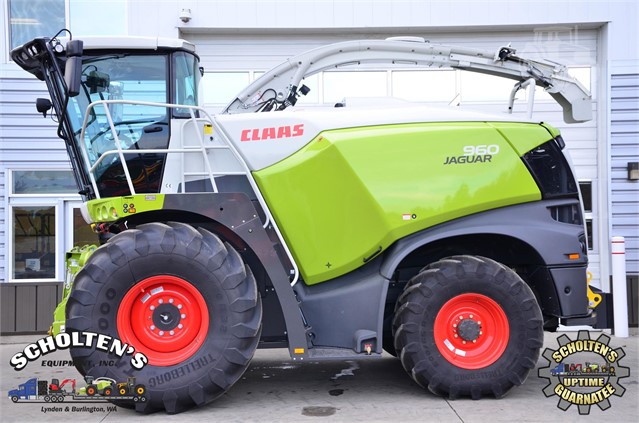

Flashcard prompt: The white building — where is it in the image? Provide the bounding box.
[1,0,637,332]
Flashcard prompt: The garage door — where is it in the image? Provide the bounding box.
[184,28,602,285]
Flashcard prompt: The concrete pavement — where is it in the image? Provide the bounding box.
[0,329,637,422]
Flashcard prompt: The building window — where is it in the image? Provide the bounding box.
[579,180,594,251]
[12,170,77,195]
[323,71,387,104]
[12,204,57,279]
[392,70,457,102]
[7,169,100,282]
[202,72,250,106]
[8,0,66,51]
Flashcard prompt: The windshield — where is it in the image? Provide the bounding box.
[64,51,199,197]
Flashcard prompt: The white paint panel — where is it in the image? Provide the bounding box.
[216,104,536,170]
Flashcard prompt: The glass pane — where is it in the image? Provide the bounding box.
[174,52,201,116]
[72,208,100,247]
[13,170,77,194]
[392,70,457,102]
[9,0,65,50]
[579,181,593,213]
[568,67,591,92]
[66,54,170,197]
[202,72,250,104]
[13,205,56,279]
[323,71,387,104]
[460,72,519,102]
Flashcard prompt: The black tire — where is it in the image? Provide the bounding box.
[66,222,262,413]
[135,384,145,396]
[103,386,113,396]
[86,385,97,396]
[44,395,50,402]
[393,255,543,399]
[11,396,18,403]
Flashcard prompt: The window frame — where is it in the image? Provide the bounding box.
[8,199,62,282]
[6,168,82,283]
[578,179,596,252]
[10,169,79,197]
[5,0,70,62]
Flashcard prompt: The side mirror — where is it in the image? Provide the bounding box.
[36,98,52,117]
[64,39,83,97]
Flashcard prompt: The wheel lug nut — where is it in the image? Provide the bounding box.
[479,331,483,335]
[150,305,155,310]
[159,331,164,336]
[178,304,183,309]
[158,299,163,304]
[469,314,474,319]
[170,330,175,336]
[169,298,174,303]
[150,325,155,330]
[462,340,466,344]
[478,321,481,325]
[452,324,457,328]
[459,315,463,320]
[454,334,458,338]
[178,324,183,329]
[472,340,477,343]
[181,313,186,319]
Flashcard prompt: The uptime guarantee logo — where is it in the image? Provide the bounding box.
[538,331,630,415]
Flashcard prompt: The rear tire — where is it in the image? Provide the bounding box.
[393,255,543,399]
[66,222,262,413]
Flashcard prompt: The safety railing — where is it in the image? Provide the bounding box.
[77,99,301,285]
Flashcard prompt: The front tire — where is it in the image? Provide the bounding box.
[66,222,262,413]
[393,255,543,399]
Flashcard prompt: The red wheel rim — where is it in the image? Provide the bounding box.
[433,293,509,370]
[117,275,209,366]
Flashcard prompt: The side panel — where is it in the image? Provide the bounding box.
[381,199,589,317]
[254,122,545,284]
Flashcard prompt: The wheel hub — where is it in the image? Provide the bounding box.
[457,318,481,341]
[117,275,209,366]
[434,293,509,370]
[152,303,181,331]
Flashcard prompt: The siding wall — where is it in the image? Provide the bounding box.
[610,71,639,274]
[0,282,63,333]
[0,77,72,282]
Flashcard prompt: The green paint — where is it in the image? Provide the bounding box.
[86,194,165,223]
[488,122,556,156]
[50,245,98,336]
[540,122,562,138]
[255,122,549,285]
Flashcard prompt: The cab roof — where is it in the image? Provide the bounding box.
[61,36,195,52]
